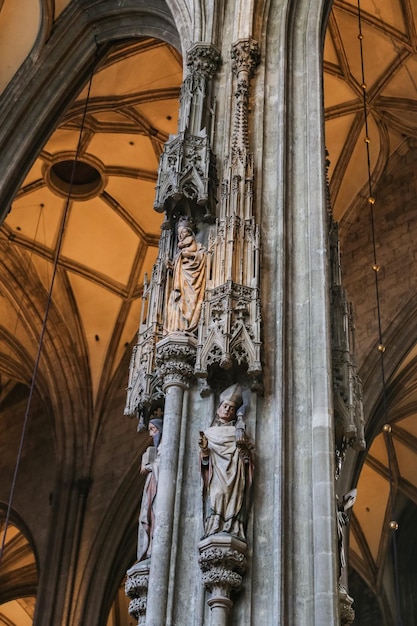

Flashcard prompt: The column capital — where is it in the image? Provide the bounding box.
[186,43,221,78]
[156,333,197,390]
[231,38,260,78]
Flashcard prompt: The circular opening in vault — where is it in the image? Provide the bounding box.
[48,159,104,200]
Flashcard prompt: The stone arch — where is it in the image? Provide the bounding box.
[0,235,87,472]
[165,0,193,50]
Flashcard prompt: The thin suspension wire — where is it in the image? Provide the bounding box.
[357,3,402,624]
[0,62,96,563]
[357,5,385,356]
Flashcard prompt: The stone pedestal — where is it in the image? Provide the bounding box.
[339,583,355,625]
[125,561,150,626]
[198,534,247,626]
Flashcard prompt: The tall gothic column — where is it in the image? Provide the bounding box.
[282,0,339,623]
[123,2,341,624]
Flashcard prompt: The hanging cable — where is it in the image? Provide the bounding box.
[0,59,96,563]
[356,3,403,625]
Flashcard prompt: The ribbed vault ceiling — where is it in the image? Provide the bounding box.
[0,6,182,622]
[325,0,417,609]
[325,0,417,223]
[0,0,416,623]
[2,38,182,405]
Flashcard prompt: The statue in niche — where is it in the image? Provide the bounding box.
[166,219,206,334]
[199,383,254,540]
[136,410,163,562]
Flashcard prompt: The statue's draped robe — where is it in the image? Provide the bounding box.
[202,423,253,539]
[137,446,160,561]
[167,242,206,332]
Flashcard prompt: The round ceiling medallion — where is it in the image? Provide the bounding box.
[46,157,105,200]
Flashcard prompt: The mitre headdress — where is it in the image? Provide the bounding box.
[219,383,243,409]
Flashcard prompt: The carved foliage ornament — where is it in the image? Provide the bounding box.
[125,569,149,623]
[156,336,197,389]
[231,39,260,78]
[199,541,248,595]
[230,40,259,159]
[339,584,355,625]
[187,43,221,78]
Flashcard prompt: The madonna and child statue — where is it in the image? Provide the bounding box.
[166,218,207,334]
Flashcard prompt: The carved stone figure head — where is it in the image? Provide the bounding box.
[149,417,163,447]
[177,214,195,233]
[216,401,237,422]
[216,383,243,423]
[178,225,194,240]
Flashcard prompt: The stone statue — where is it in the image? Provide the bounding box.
[166,221,206,333]
[337,489,357,625]
[137,414,163,561]
[337,488,356,577]
[199,383,254,540]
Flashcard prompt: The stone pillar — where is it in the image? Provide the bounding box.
[145,333,196,626]
[282,0,339,623]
